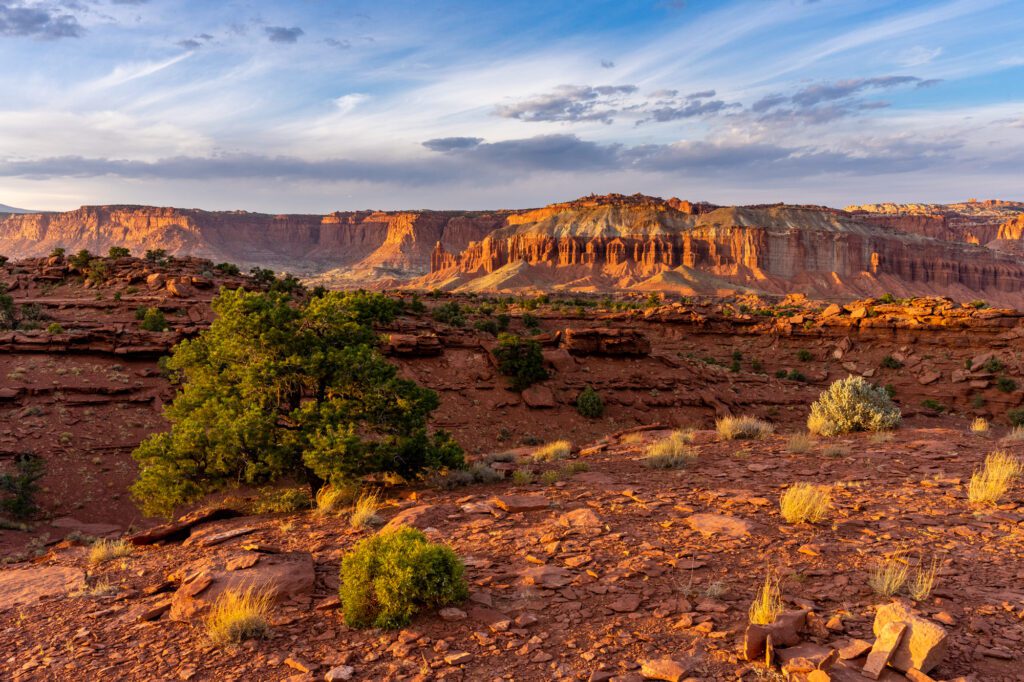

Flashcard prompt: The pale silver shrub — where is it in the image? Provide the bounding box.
[807,376,901,437]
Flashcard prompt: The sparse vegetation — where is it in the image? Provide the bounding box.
[339,526,467,629]
[996,376,1017,393]
[796,349,813,362]
[252,487,310,514]
[1008,408,1024,427]
[807,376,901,436]
[779,483,832,524]
[205,587,272,645]
[909,556,939,601]
[967,450,1022,505]
[1004,426,1024,443]
[88,538,133,564]
[0,454,44,519]
[532,440,571,462]
[432,301,465,327]
[868,554,909,597]
[880,355,903,369]
[138,307,167,332]
[786,433,814,454]
[748,573,782,625]
[315,483,360,516]
[970,417,990,434]
[716,416,774,440]
[921,399,945,413]
[511,468,534,485]
[576,385,604,418]
[822,444,849,458]
[643,430,696,469]
[107,246,131,258]
[492,333,548,391]
[46,322,64,334]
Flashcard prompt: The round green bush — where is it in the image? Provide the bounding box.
[340,526,467,629]
[576,385,604,418]
[807,375,901,436]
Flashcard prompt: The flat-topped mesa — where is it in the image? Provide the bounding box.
[846,200,1024,245]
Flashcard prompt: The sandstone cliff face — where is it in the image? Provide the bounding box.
[846,200,1024,245]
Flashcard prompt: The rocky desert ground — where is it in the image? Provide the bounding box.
[1,251,1023,681]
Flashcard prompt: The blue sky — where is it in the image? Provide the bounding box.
[0,0,1022,212]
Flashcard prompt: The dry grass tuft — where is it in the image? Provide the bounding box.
[868,553,909,597]
[532,440,572,462]
[786,433,814,454]
[88,538,133,565]
[970,417,990,435]
[205,587,272,646]
[967,450,1022,505]
[869,431,895,444]
[1002,426,1024,443]
[716,416,774,441]
[908,556,939,601]
[349,491,383,529]
[315,483,360,516]
[620,431,648,445]
[643,430,697,469]
[779,483,832,524]
[748,573,782,625]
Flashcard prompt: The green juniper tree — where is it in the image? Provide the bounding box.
[131,288,462,517]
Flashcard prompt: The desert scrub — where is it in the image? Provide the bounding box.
[137,306,167,332]
[967,450,1022,505]
[1003,426,1024,443]
[908,556,939,601]
[796,349,813,362]
[349,491,383,529]
[879,355,903,369]
[779,483,832,524]
[532,440,571,462]
[575,385,604,418]
[492,333,548,391]
[868,554,909,597]
[511,468,534,485]
[716,416,774,441]
[748,574,782,625]
[88,538,133,564]
[339,526,467,629]
[252,487,310,514]
[807,376,900,436]
[205,587,272,645]
[468,462,503,484]
[786,433,814,454]
[643,431,697,469]
[315,483,360,516]
[970,417,990,435]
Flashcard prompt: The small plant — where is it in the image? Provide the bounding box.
[205,587,272,645]
[0,454,44,519]
[807,376,901,436]
[49,247,66,258]
[252,487,310,514]
[492,333,548,391]
[349,491,382,529]
[779,483,832,524]
[576,385,604,418]
[540,469,563,484]
[46,322,64,334]
[908,556,939,601]
[521,312,539,329]
[138,307,167,332]
[880,355,903,369]
[981,357,1004,373]
[967,450,1022,505]
[716,416,774,441]
[970,417,990,435]
[145,248,168,263]
[643,430,696,469]
[1007,407,1024,427]
[1004,426,1024,443]
[787,370,807,382]
[107,246,131,258]
[796,349,813,362]
[786,433,814,454]
[432,301,465,327]
[68,249,93,270]
[748,573,782,625]
[775,369,788,379]
[996,377,1017,393]
[468,462,503,484]
[511,468,534,485]
[532,439,571,462]
[339,526,467,629]
[822,444,849,458]
[88,538,133,565]
[921,399,945,413]
[868,553,909,597]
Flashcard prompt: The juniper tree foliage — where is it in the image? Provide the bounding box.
[131,288,462,517]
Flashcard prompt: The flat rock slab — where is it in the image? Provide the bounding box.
[492,495,549,513]
[0,566,84,610]
[182,526,257,548]
[685,512,752,538]
[130,507,242,545]
[520,565,572,589]
[170,551,315,621]
[383,503,456,532]
[49,516,121,536]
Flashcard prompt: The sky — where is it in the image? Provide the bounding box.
[0,0,1022,213]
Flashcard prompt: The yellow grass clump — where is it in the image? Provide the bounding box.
[779,483,832,524]
[1002,426,1024,443]
[205,587,272,645]
[786,433,814,454]
[88,538,133,565]
[716,416,774,441]
[868,553,909,597]
[908,556,940,601]
[532,440,572,462]
[967,450,1022,505]
[349,491,382,529]
[969,417,990,434]
[315,483,359,516]
[643,430,697,469]
[748,573,782,625]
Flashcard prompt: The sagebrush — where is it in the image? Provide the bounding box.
[807,376,901,436]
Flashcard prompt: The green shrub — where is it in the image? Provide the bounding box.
[982,357,1005,373]
[107,246,131,258]
[807,376,901,436]
[251,487,311,514]
[49,247,66,258]
[85,258,109,285]
[214,262,241,276]
[474,319,499,336]
[996,377,1017,393]
[139,307,167,331]
[1,454,44,519]
[919,399,945,413]
[0,255,7,266]
[787,370,807,382]
[775,369,787,379]
[576,386,604,418]
[796,349,813,362]
[880,355,903,369]
[432,301,465,327]
[492,333,548,391]
[145,249,168,263]
[68,249,93,270]
[521,313,539,329]
[339,526,467,629]
[1008,408,1024,427]
[46,323,64,334]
